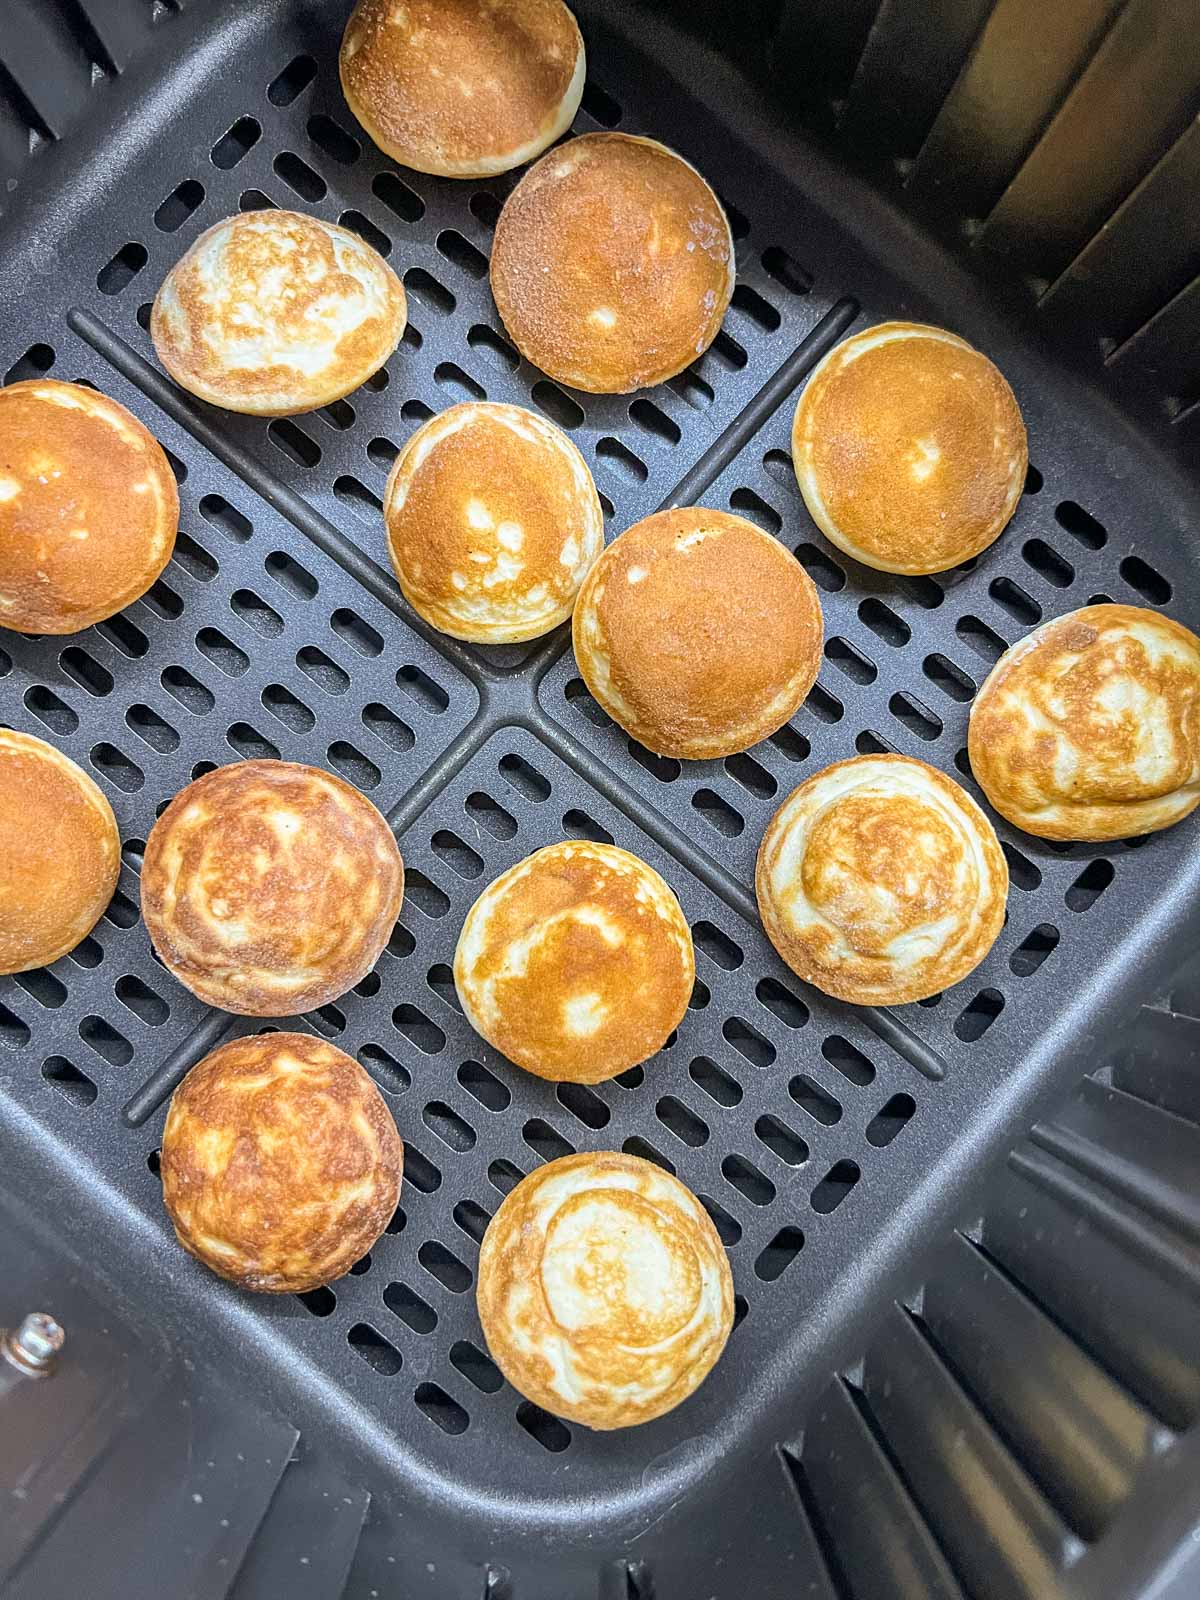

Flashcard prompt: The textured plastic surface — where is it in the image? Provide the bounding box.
[0,0,1198,1593]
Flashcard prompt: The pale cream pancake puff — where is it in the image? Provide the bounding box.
[151,210,407,415]
[477,1151,734,1428]
[340,0,585,177]
[0,729,120,974]
[969,603,1200,840]
[0,380,178,634]
[573,506,824,759]
[454,840,694,1083]
[161,1032,403,1293]
[490,132,735,393]
[141,760,404,1015]
[756,754,1008,1005]
[384,401,603,642]
[792,321,1027,574]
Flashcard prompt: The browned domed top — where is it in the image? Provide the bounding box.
[793,322,1026,574]
[573,507,823,758]
[969,603,1200,840]
[477,1151,733,1428]
[0,728,120,974]
[340,0,583,176]
[0,380,177,633]
[152,211,406,415]
[756,754,1008,1004]
[384,402,602,642]
[454,841,694,1083]
[142,760,404,1015]
[490,133,734,393]
[801,792,964,958]
[161,1032,403,1293]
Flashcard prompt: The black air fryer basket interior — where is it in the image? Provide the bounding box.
[0,2,1198,1598]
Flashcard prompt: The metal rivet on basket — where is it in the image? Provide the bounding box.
[2,1312,65,1377]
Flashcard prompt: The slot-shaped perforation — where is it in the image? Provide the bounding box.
[761,245,812,294]
[267,53,317,107]
[1010,923,1060,976]
[373,170,423,222]
[821,1035,874,1086]
[754,1226,804,1281]
[811,1159,859,1214]
[755,1115,809,1166]
[954,987,1005,1041]
[384,1281,437,1334]
[307,112,358,165]
[15,970,67,1010]
[340,208,390,256]
[42,1055,96,1106]
[690,1055,743,1107]
[211,115,260,168]
[154,178,205,232]
[730,485,781,532]
[272,149,324,201]
[723,1016,775,1068]
[826,637,877,683]
[656,1095,709,1147]
[865,1094,915,1147]
[723,1153,776,1206]
[795,543,846,592]
[347,1324,401,1376]
[26,684,79,735]
[1022,538,1074,588]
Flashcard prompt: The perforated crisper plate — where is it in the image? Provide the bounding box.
[1,1,1198,1593]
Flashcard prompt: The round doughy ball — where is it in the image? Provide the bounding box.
[340,0,584,178]
[756,754,1008,1005]
[455,841,693,1083]
[384,402,603,642]
[151,210,407,415]
[477,1151,733,1428]
[792,322,1027,574]
[142,760,404,1015]
[968,603,1200,841]
[161,1032,403,1293]
[573,507,823,759]
[0,380,178,634]
[0,729,119,974]
[490,133,734,393]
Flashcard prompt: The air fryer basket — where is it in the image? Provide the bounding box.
[0,2,1198,1597]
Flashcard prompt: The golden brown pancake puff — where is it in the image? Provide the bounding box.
[490,132,735,393]
[477,1151,733,1428]
[384,401,603,642]
[573,507,824,759]
[756,754,1008,1005]
[792,322,1027,574]
[161,1032,403,1293]
[0,380,178,634]
[340,0,584,178]
[968,604,1200,841]
[152,210,407,415]
[455,841,694,1083]
[0,730,119,974]
[142,760,404,1015]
